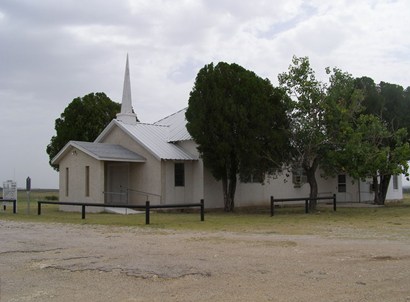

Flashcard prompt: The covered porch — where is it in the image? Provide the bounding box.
[104,161,162,205]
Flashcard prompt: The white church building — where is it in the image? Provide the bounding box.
[52,57,403,210]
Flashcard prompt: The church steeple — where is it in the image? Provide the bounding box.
[116,54,138,125]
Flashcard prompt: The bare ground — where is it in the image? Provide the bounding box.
[1,220,410,302]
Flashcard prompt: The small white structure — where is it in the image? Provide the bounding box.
[2,179,17,212]
[3,180,17,200]
[51,57,403,210]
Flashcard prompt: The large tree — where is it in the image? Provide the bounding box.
[320,67,365,176]
[353,78,410,204]
[279,56,409,207]
[47,92,121,170]
[186,62,290,212]
[324,74,410,205]
[278,56,329,210]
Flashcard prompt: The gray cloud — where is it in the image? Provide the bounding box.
[1,0,410,188]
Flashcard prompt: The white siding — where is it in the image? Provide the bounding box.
[162,160,197,204]
[386,175,403,200]
[58,146,105,212]
[203,169,403,209]
[101,126,162,205]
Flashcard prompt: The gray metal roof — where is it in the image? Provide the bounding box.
[154,108,192,142]
[116,121,197,160]
[51,141,146,164]
[72,141,146,162]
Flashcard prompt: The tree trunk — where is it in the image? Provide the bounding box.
[221,177,230,212]
[378,174,391,205]
[222,178,236,212]
[372,176,381,205]
[305,158,319,211]
[221,160,238,212]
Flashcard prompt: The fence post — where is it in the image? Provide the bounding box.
[145,200,150,225]
[305,199,309,214]
[13,200,17,214]
[200,199,204,221]
[333,194,337,211]
[82,205,86,219]
[38,202,41,215]
[270,196,274,217]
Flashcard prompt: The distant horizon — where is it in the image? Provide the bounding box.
[1,174,409,191]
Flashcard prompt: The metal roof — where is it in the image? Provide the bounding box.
[116,121,197,160]
[52,141,146,164]
[154,108,192,142]
[72,141,146,162]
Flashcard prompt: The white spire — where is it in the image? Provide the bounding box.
[116,54,138,124]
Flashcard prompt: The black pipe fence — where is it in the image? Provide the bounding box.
[270,194,336,216]
[37,200,205,225]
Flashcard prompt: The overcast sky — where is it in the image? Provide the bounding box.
[1,0,410,189]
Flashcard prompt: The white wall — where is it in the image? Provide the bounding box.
[386,175,403,200]
[58,146,105,212]
[161,158,205,205]
[101,126,162,204]
[203,168,223,208]
[176,140,204,203]
[202,168,404,209]
[161,160,196,204]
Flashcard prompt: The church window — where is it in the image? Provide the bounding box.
[174,163,185,187]
[65,167,69,197]
[85,166,90,197]
[392,175,398,190]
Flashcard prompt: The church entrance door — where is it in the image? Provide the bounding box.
[106,163,129,204]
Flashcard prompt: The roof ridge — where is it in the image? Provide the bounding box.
[133,121,170,128]
[154,107,187,125]
[114,118,171,128]
[124,120,169,128]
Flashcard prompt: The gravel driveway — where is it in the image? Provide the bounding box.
[1,220,410,302]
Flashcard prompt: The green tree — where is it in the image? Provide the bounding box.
[47,92,121,170]
[325,75,410,205]
[279,57,410,206]
[320,67,365,177]
[278,56,329,210]
[353,78,410,204]
[334,114,409,204]
[186,62,290,212]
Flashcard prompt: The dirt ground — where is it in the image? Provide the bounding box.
[1,220,410,302]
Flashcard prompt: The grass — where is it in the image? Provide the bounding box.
[15,189,59,202]
[1,190,410,239]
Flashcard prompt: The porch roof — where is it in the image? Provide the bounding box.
[52,141,146,164]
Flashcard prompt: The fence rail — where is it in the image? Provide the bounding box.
[37,200,204,225]
[1,198,17,213]
[270,194,336,216]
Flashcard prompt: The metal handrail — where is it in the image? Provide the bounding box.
[103,191,128,205]
[103,191,127,195]
[126,188,161,198]
[103,188,162,205]
[126,188,162,203]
